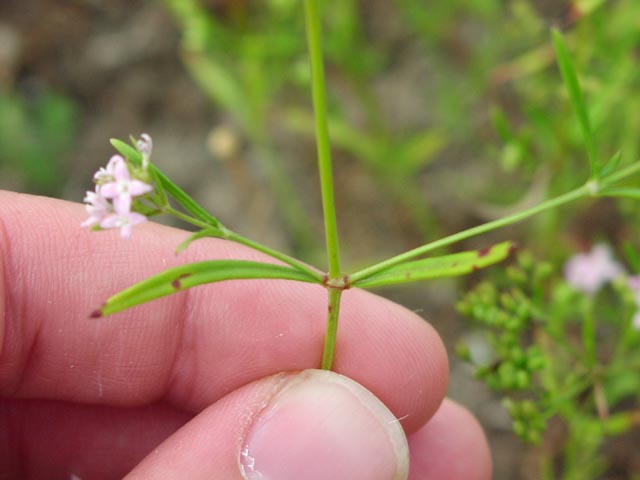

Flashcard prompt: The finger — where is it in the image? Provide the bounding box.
[408,399,492,480]
[127,370,410,480]
[0,398,188,479]
[0,192,448,432]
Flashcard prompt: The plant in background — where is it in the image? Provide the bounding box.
[83,2,640,475]
[164,0,446,247]
[457,246,640,478]
[0,89,77,195]
[397,0,640,257]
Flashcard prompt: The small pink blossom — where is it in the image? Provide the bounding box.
[81,186,113,227]
[99,155,152,214]
[100,211,147,239]
[564,244,624,294]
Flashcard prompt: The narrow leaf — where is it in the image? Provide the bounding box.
[111,138,220,228]
[552,29,597,176]
[93,260,320,317]
[152,166,221,228]
[599,151,622,179]
[353,241,515,289]
[400,129,445,173]
[110,138,142,166]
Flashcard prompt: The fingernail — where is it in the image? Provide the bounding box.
[240,369,409,480]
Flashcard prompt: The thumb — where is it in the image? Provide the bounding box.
[126,369,410,479]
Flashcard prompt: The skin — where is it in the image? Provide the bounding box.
[0,191,492,479]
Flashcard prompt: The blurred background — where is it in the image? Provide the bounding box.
[1,0,639,477]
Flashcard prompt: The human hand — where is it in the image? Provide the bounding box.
[0,191,491,479]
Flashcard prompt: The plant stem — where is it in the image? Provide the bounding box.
[321,288,343,370]
[165,206,323,282]
[304,0,341,279]
[225,231,323,282]
[165,205,213,229]
[304,0,344,371]
[581,298,597,367]
[351,182,591,284]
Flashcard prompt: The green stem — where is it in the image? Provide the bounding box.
[304,0,344,371]
[351,182,590,284]
[304,0,341,279]
[600,160,640,186]
[225,231,323,282]
[165,205,211,229]
[165,206,323,282]
[581,298,597,367]
[321,289,343,370]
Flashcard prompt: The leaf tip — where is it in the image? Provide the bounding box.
[89,308,103,319]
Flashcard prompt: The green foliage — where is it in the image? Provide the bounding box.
[86,4,640,476]
[457,251,640,476]
[162,0,640,258]
[396,0,640,252]
[97,259,320,317]
[551,29,597,177]
[164,0,447,245]
[354,241,514,288]
[0,90,78,195]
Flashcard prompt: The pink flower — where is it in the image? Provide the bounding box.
[99,211,147,239]
[81,186,113,227]
[99,155,152,214]
[564,244,624,294]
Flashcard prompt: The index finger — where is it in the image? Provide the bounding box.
[0,191,448,433]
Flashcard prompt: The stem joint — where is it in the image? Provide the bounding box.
[323,274,351,290]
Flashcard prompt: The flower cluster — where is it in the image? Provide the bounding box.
[564,244,640,329]
[82,135,154,238]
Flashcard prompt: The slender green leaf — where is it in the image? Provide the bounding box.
[353,241,515,289]
[552,29,597,176]
[93,260,320,317]
[151,166,221,228]
[599,151,622,179]
[110,138,142,166]
[111,137,219,227]
[400,129,444,173]
[183,55,250,128]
